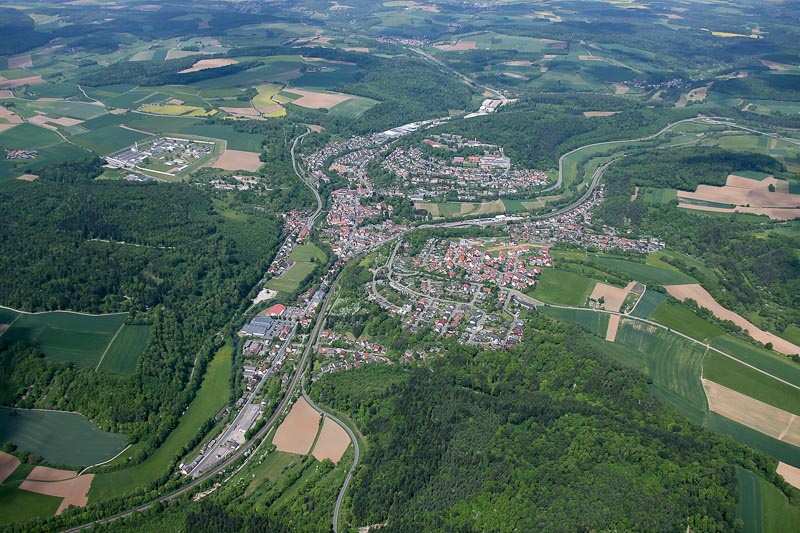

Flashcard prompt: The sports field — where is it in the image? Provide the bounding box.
[267,262,316,294]
[532,269,595,306]
[89,343,232,500]
[1,311,126,368]
[0,408,127,467]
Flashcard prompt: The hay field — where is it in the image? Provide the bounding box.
[0,451,19,484]
[98,324,151,374]
[702,379,800,446]
[534,269,595,306]
[606,314,621,342]
[209,149,262,171]
[311,417,350,464]
[272,397,321,455]
[20,473,94,515]
[665,284,800,355]
[538,307,609,337]
[777,462,800,490]
[178,58,239,73]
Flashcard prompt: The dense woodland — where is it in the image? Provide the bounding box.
[0,175,283,448]
[311,314,797,531]
[78,57,261,87]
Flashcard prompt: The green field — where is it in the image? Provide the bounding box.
[538,307,609,337]
[0,123,64,149]
[532,269,595,306]
[593,257,697,285]
[710,335,800,388]
[0,466,62,526]
[1,311,126,368]
[97,324,151,374]
[593,318,709,423]
[89,343,232,499]
[650,302,727,342]
[707,414,800,469]
[628,290,665,319]
[290,243,326,263]
[74,125,150,154]
[267,261,316,294]
[328,96,379,119]
[737,468,763,533]
[0,408,127,467]
[0,307,19,324]
[749,469,800,533]
[704,351,800,414]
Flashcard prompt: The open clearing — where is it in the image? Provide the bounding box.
[0,408,126,467]
[777,462,800,490]
[178,58,239,73]
[209,149,262,171]
[0,452,20,484]
[702,379,800,446]
[590,281,636,312]
[584,111,621,117]
[282,88,352,109]
[311,417,350,464]
[606,314,621,342]
[665,284,800,355]
[20,473,94,515]
[272,397,321,455]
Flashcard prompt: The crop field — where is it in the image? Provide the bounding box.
[1,311,126,368]
[710,335,800,388]
[708,414,800,469]
[592,256,697,285]
[105,90,170,110]
[0,467,61,526]
[629,290,665,318]
[89,343,232,500]
[139,104,217,117]
[0,408,127,467]
[0,307,19,325]
[120,116,265,152]
[0,141,89,181]
[597,319,709,422]
[703,351,799,414]
[74,126,150,154]
[640,187,678,204]
[647,249,717,280]
[97,324,151,374]
[743,464,800,533]
[538,307,609,337]
[533,269,595,306]
[24,101,107,121]
[650,302,726,342]
[0,123,64,149]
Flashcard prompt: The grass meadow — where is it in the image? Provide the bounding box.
[98,324,151,374]
[532,269,595,307]
[538,306,609,337]
[89,343,232,500]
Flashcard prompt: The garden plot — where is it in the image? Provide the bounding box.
[665,284,800,355]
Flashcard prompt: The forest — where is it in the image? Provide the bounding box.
[78,57,261,87]
[0,176,283,450]
[310,314,797,531]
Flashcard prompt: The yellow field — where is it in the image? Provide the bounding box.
[139,105,217,117]
[252,84,283,109]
